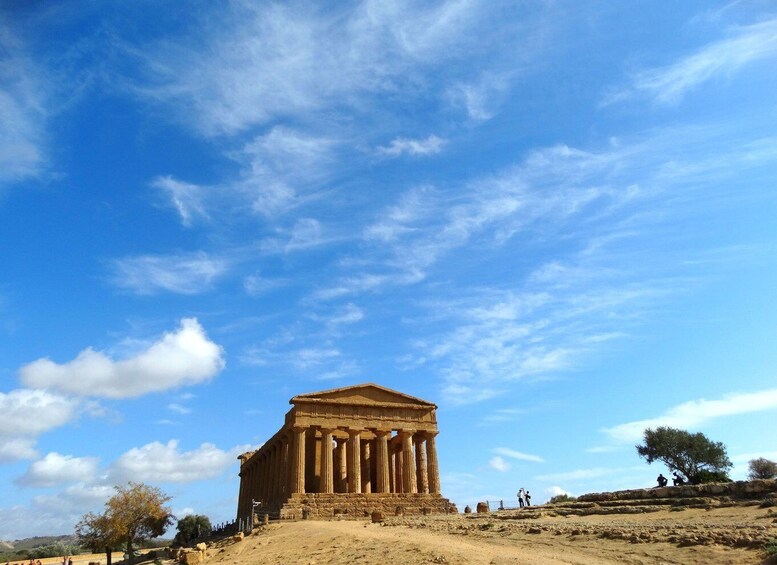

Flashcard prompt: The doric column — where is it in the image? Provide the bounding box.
[267,444,278,504]
[260,454,268,504]
[374,430,390,493]
[319,428,334,493]
[335,436,347,493]
[415,435,428,494]
[276,442,283,500]
[361,439,371,493]
[426,432,441,494]
[282,435,290,498]
[291,426,306,493]
[393,443,403,493]
[400,430,417,494]
[347,429,362,493]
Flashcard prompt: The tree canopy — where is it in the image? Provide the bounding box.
[173,514,212,546]
[748,457,777,480]
[636,426,732,484]
[75,482,173,564]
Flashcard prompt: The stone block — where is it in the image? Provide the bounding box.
[476,502,489,513]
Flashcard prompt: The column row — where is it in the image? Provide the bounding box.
[239,426,442,520]
[312,428,440,496]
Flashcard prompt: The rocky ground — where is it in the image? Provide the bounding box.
[193,501,777,565]
[143,481,777,564]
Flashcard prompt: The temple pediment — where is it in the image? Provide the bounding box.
[291,383,435,408]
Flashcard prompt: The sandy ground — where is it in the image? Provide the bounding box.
[200,504,777,565]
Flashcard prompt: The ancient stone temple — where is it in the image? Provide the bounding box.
[236,383,456,521]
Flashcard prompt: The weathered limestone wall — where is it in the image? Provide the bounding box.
[577,479,777,502]
[278,492,456,520]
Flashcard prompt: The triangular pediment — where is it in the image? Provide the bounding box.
[291,383,435,407]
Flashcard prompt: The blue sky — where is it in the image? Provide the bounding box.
[2,0,777,539]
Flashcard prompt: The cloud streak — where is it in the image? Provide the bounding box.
[111,252,229,295]
[606,18,777,105]
[602,388,777,443]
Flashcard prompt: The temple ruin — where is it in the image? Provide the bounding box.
[236,383,456,520]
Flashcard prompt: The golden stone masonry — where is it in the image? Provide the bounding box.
[236,383,456,520]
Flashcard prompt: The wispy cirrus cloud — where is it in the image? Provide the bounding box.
[535,466,631,483]
[492,447,544,463]
[111,251,229,295]
[601,388,777,444]
[605,18,777,105]
[152,175,210,227]
[322,124,777,404]
[130,1,514,137]
[377,135,446,157]
[0,25,48,188]
[448,71,511,121]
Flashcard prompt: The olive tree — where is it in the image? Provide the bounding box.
[173,514,212,546]
[748,457,777,480]
[76,482,173,563]
[76,512,121,565]
[636,426,732,484]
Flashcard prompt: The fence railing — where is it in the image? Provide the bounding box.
[485,500,522,511]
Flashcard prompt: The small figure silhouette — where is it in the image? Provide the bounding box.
[672,472,685,486]
[656,473,668,487]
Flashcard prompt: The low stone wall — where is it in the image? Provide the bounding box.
[577,479,777,503]
[279,492,456,520]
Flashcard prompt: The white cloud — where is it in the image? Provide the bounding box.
[543,486,573,502]
[377,135,446,157]
[0,389,79,462]
[175,507,196,518]
[17,452,99,487]
[109,440,248,483]
[0,389,79,438]
[601,388,777,443]
[19,318,226,398]
[0,439,38,463]
[492,447,544,463]
[111,251,229,295]
[488,456,510,472]
[152,175,210,226]
[606,18,777,105]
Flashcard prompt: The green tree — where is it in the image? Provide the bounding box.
[748,457,777,480]
[75,483,173,564]
[76,512,121,565]
[173,515,212,546]
[636,426,732,484]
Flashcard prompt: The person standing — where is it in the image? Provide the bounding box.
[517,487,525,508]
[525,491,531,506]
